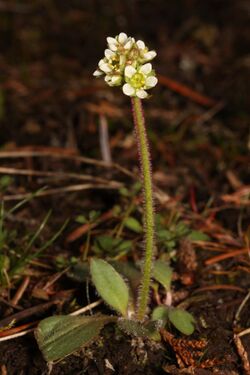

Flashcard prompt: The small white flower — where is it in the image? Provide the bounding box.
[104,74,122,87]
[98,59,112,73]
[106,33,132,52]
[135,39,157,63]
[93,33,157,98]
[122,63,157,99]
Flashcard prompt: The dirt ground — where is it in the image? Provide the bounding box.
[0,1,249,374]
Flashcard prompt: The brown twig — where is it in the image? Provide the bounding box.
[0,328,35,342]
[234,334,250,374]
[70,300,102,316]
[0,147,135,178]
[0,301,59,329]
[158,74,216,107]
[0,321,37,338]
[0,297,22,311]
[1,364,7,375]
[66,209,114,242]
[234,290,250,326]
[2,183,122,201]
[194,284,245,293]
[205,248,249,266]
[11,276,30,306]
[99,114,112,164]
[0,166,119,185]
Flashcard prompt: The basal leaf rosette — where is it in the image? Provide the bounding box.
[93,33,157,98]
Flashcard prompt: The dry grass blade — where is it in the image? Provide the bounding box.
[0,148,135,178]
[205,248,249,265]
[2,183,123,201]
[158,74,216,107]
[234,334,250,374]
[194,284,245,293]
[11,276,30,306]
[0,166,120,185]
[0,301,59,329]
[66,209,113,242]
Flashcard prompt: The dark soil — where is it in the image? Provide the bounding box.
[0,1,249,374]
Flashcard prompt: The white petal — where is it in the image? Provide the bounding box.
[104,49,115,59]
[136,89,148,99]
[143,51,157,60]
[139,63,152,75]
[118,32,127,44]
[124,65,136,78]
[107,37,117,45]
[104,75,113,86]
[109,43,117,52]
[124,39,133,49]
[145,76,158,87]
[99,62,112,73]
[122,83,135,96]
[98,59,105,67]
[93,69,103,77]
[136,40,145,50]
[111,75,121,85]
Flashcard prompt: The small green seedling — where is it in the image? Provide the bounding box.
[36,33,195,363]
[0,198,67,285]
[152,259,195,335]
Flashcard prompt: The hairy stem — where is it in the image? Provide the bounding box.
[131,97,155,321]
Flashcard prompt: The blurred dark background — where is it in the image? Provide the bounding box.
[0,0,249,159]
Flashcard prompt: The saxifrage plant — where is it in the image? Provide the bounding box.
[35,33,195,363]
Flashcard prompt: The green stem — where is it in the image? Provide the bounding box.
[131,97,155,321]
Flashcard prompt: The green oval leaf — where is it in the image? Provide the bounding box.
[151,305,169,326]
[188,230,210,242]
[0,254,10,271]
[35,314,114,362]
[124,217,143,233]
[153,260,172,291]
[90,258,129,316]
[168,308,195,335]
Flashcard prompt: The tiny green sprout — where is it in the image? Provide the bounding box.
[151,268,196,335]
[94,32,158,321]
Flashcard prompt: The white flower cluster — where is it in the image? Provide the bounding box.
[93,33,157,99]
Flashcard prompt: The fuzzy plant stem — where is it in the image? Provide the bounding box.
[131,97,155,321]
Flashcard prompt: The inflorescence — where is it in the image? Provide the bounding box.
[93,33,157,99]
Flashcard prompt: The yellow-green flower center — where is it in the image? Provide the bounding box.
[109,56,120,71]
[130,72,145,89]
